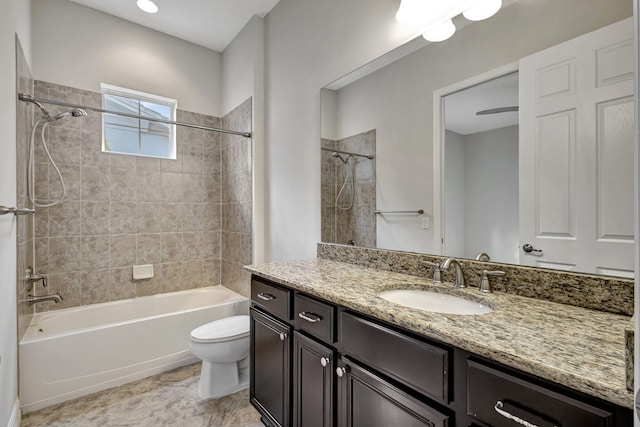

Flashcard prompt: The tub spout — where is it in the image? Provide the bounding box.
[27,292,63,306]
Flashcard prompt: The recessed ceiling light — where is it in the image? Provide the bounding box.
[137,0,158,14]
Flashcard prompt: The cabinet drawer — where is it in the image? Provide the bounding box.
[295,293,335,342]
[467,360,613,427]
[251,277,291,321]
[339,311,450,403]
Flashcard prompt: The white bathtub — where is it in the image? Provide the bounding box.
[19,285,249,413]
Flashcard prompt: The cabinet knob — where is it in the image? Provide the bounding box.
[336,367,346,378]
[320,357,330,367]
[279,332,287,341]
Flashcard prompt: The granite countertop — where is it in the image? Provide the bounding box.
[245,258,633,409]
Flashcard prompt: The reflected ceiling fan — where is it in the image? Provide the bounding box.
[476,106,519,115]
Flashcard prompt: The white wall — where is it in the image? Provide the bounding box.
[222,16,267,264]
[263,0,426,261]
[463,126,519,263]
[31,0,223,117]
[0,0,31,424]
[317,0,630,258]
[444,131,465,257]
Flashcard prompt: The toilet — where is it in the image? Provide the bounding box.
[189,315,250,399]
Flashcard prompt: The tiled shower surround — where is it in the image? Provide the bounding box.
[321,129,376,247]
[31,81,252,310]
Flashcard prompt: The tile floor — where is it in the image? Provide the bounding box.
[21,363,263,427]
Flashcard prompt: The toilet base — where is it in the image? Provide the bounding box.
[197,357,249,399]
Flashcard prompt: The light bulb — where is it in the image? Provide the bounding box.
[137,0,158,14]
[423,20,456,42]
[463,0,502,21]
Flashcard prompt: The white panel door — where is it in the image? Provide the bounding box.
[519,18,634,275]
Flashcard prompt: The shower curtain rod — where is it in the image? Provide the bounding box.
[18,93,252,138]
[321,147,374,160]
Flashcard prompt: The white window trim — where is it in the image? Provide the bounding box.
[100,83,178,159]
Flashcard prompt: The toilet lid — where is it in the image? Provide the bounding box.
[190,315,250,343]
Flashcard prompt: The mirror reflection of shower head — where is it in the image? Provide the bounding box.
[331,152,352,164]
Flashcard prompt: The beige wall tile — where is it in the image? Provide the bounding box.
[160,233,184,263]
[136,170,162,202]
[136,233,162,265]
[81,166,109,201]
[135,203,163,234]
[110,202,137,235]
[182,174,205,203]
[160,172,184,203]
[81,270,110,305]
[182,260,203,289]
[183,204,205,232]
[49,236,82,273]
[110,234,136,268]
[110,267,136,301]
[49,201,81,236]
[81,201,110,235]
[81,235,110,270]
[110,167,137,201]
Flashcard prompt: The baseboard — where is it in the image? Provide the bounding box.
[7,399,21,427]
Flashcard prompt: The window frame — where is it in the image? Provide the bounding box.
[101,83,178,159]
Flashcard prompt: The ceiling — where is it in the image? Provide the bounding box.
[67,0,281,52]
[444,73,518,135]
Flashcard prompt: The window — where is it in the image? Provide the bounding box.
[101,83,177,159]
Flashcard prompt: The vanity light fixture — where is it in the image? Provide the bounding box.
[395,0,503,42]
[137,0,158,14]
[423,19,456,42]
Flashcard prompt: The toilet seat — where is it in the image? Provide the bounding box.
[190,315,250,343]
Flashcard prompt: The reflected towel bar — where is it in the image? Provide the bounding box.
[375,209,424,215]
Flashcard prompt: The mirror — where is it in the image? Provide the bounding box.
[320,0,634,277]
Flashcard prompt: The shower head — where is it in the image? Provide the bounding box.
[47,108,88,122]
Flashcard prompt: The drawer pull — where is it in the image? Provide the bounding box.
[320,357,330,367]
[298,311,323,323]
[279,332,287,341]
[257,292,276,301]
[336,367,346,378]
[494,401,556,427]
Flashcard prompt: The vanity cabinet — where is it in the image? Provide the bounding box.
[249,275,632,427]
[250,277,294,427]
[292,332,335,427]
[337,357,449,427]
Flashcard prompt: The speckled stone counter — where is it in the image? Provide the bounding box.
[245,258,633,409]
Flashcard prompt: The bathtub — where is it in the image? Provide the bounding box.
[19,285,249,413]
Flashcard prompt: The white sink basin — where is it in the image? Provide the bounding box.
[377,289,494,315]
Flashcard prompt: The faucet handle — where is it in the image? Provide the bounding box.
[423,261,442,283]
[478,269,505,293]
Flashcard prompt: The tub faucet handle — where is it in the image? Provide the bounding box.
[29,272,47,287]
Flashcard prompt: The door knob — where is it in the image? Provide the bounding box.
[320,357,330,367]
[336,367,346,378]
[279,332,287,341]
[522,244,543,255]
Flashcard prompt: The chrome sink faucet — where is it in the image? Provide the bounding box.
[441,258,466,288]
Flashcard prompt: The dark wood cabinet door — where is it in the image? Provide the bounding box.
[293,332,335,427]
[250,307,292,427]
[337,357,450,427]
